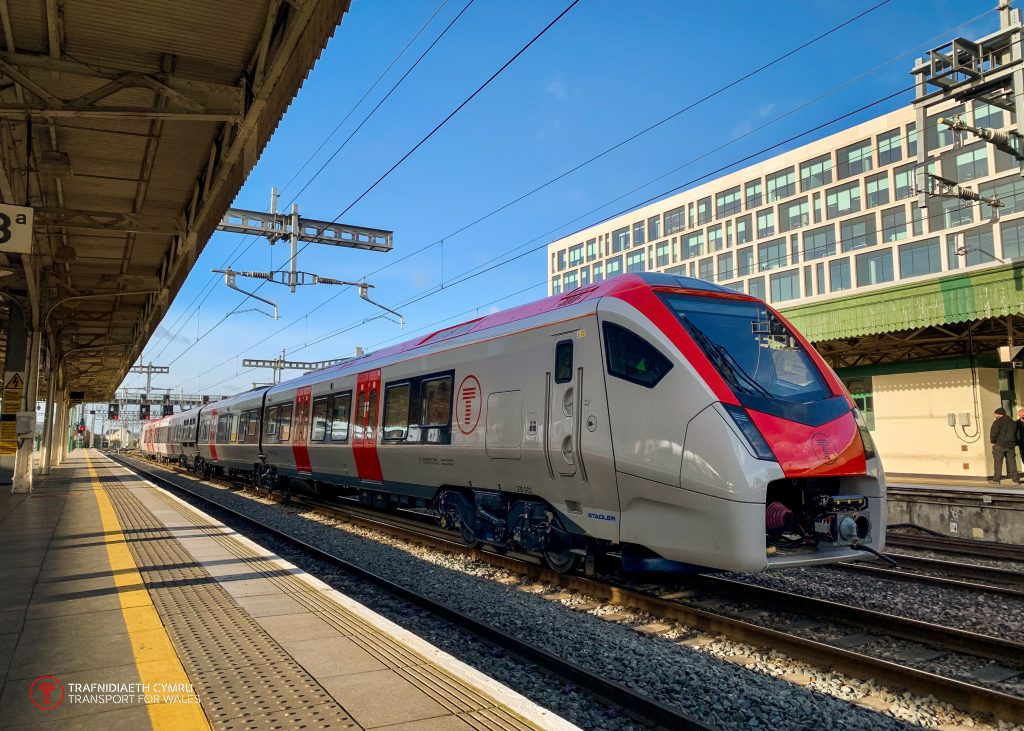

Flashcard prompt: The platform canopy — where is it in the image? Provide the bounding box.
[0,0,351,400]
[781,262,1024,368]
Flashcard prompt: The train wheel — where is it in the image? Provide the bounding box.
[542,527,581,573]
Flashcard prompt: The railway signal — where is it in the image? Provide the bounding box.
[108,403,119,420]
[140,403,151,420]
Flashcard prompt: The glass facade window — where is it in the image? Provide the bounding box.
[683,231,703,259]
[841,214,877,252]
[894,163,915,200]
[829,257,852,291]
[708,225,723,251]
[803,265,812,297]
[550,253,556,273]
[898,237,941,278]
[906,122,917,156]
[665,206,685,235]
[568,244,583,267]
[633,220,645,246]
[717,252,733,280]
[736,214,753,244]
[586,238,597,261]
[779,197,809,232]
[856,249,894,286]
[813,192,822,223]
[770,269,800,303]
[952,144,988,182]
[800,154,832,192]
[877,129,902,166]
[716,187,742,218]
[698,257,714,281]
[551,276,561,294]
[626,251,645,273]
[592,262,604,282]
[724,281,745,293]
[580,266,590,286]
[882,205,907,242]
[756,209,775,238]
[974,101,1004,129]
[648,215,661,241]
[939,196,974,229]
[656,241,670,267]
[612,226,630,253]
[816,262,826,294]
[606,256,622,277]
[979,175,1024,215]
[697,196,712,225]
[837,139,873,179]
[766,167,796,202]
[745,179,763,209]
[738,246,754,276]
[748,276,765,300]
[927,105,963,148]
[802,225,836,260]
[557,250,566,270]
[865,173,889,208]
[758,237,787,271]
[826,181,861,218]
[564,271,578,290]
[1001,218,1024,259]
[958,227,996,267]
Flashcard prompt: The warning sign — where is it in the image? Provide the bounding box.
[0,372,25,455]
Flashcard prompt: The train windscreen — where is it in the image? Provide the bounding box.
[659,293,830,403]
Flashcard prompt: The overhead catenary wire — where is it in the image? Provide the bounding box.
[156,5,1000,395]
[152,0,900,386]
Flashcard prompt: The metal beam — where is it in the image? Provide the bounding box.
[35,207,181,235]
[0,105,241,122]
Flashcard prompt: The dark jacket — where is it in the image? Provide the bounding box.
[991,414,1017,448]
[1017,418,1024,448]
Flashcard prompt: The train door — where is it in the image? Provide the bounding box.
[353,370,383,482]
[292,386,312,474]
[547,337,578,479]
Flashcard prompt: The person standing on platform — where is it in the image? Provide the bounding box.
[989,407,1020,484]
[1017,408,1024,479]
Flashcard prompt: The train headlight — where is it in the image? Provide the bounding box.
[722,404,775,461]
[853,408,876,460]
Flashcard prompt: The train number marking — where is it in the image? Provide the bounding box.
[515,485,533,494]
[456,375,482,435]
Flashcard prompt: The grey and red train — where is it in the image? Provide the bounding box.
[142,273,886,573]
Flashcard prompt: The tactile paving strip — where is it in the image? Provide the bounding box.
[131,467,541,731]
[97,473,359,731]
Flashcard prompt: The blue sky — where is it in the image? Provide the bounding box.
[122,0,998,399]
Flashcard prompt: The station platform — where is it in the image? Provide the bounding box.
[0,450,573,731]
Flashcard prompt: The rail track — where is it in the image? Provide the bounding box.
[116,453,1024,726]
[107,453,713,731]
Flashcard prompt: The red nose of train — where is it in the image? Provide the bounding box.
[746,408,867,478]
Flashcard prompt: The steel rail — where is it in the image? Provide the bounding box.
[120,454,1024,725]
[107,454,714,731]
[836,555,1024,597]
[886,533,1024,562]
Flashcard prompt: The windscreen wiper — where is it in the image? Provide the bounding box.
[680,317,773,399]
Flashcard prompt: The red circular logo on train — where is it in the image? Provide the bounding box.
[29,676,64,711]
[811,432,838,465]
[456,375,482,435]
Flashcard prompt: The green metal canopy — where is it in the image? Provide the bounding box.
[780,263,1024,343]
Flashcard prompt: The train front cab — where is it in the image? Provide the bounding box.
[601,278,886,573]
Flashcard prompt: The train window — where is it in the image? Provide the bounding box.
[278,404,293,442]
[265,406,279,437]
[421,377,452,426]
[330,393,351,442]
[246,409,258,442]
[366,391,379,441]
[554,340,574,383]
[199,418,209,442]
[383,384,411,441]
[311,398,328,441]
[230,414,239,443]
[602,322,673,389]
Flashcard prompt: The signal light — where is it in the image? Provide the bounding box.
[108,402,119,420]
[140,403,151,420]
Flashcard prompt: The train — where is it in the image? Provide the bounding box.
[141,272,886,573]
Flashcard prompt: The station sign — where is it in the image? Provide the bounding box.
[0,204,34,255]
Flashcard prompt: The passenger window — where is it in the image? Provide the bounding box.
[555,340,574,383]
[421,377,452,426]
[278,404,293,442]
[330,393,351,442]
[230,414,239,443]
[603,322,673,388]
[311,398,328,441]
[265,406,278,437]
[383,384,411,441]
[247,410,258,441]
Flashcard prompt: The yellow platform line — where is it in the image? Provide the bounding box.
[85,450,211,730]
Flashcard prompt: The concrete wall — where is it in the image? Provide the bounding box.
[871,368,1003,478]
